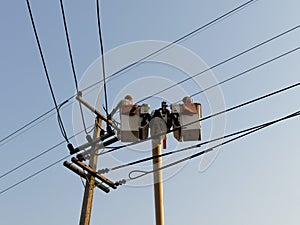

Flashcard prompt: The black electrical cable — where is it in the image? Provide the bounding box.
[137,24,300,104]
[0,155,69,196]
[188,46,300,99]
[1,109,298,196]
[25,0,69,143]
[4,76,297,183]
[0,123,94,180]
[1,82,299,196]
[112,109,300,172]
[96,0,108,112]
[3,42,298,176]
[128,110,300,180]
[96,45,300,154]
[96,0,110,129]
[0,96,73,147]
[0,108,56,148]
[80,0,257,93]
[0,111,56,149]
[59,0,89,135]
[1,0,296,196]
[109,121,274,171]
[99,81,300,156]
[3,2,296,147]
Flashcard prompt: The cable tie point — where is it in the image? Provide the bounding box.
[67,143,77,155]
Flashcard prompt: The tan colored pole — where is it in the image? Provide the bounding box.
[152,139,165,225]
[79,117,102,225]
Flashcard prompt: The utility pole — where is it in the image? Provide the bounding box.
[64,97,201,225]
[79,116,102,225]
[152,139,165,225]
[150,114,166,225]
[64,95,119,225]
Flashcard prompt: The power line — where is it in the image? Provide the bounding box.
[59,0,79,92]
[0,107,57,146]
[189,45,300,99]
[96,0,109,119]
[59,0,89,135]
[99,81,300,155]
[1,1,290,148]
[0,154,69,196]
[25,0,69,143]
[80,0,257,93]
[1,42,299,177]
[137,24,300,104]
[127,110,300,180]
[3,63,298,185]
[3,15,299,152]
[0,124,93,180]
[1,81,299,196]
[108,119,281,171]
[0,108,58,149]
[2,50,295,184]
[0,97,72,147]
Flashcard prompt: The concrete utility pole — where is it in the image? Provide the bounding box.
[79,117,102,225]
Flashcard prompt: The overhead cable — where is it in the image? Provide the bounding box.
[128,110,300,180]
[0,155,69,196]
[59,0,89,135]
[0,124,93,180]
[4,2,298,147]
[137,25,300,104]
[1,82,299,196]
[96,0,110,129]
[80,0,257,92]
[25,0,69,142]
[99,81,300,155]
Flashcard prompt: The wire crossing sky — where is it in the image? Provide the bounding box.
[0,0,256,145]
[0,80,299,195]
[1,22,300,148]
[0,1,300,225]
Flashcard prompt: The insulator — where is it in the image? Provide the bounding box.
[67,143,77,155]
[76,153,85,162]
[121,179,126,184]
[98,168,109,174]
[86,135,93,143]
[115,179,126,186]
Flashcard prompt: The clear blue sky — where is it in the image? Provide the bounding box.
[1,0,300,225]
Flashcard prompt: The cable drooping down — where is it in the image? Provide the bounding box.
[127,110,300,180]
[25,0,69,143]
[1,0,287,146]
[81,0,257,93]
[98,81,300,156]
[96,0,109,126]
[2,105,299,196]
[59,0,90,135]
[0,0,296,195]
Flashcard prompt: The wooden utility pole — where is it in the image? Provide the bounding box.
[79,117,102,225]
[152,140,165,225]
[151,115,165,225]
